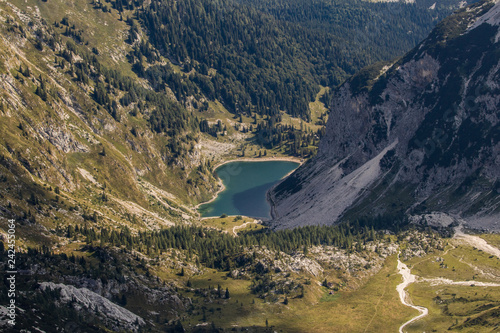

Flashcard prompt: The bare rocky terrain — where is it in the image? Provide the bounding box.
[270,0,500,231]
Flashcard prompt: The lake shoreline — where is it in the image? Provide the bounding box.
[211,156,303,171]
[195,179,226,210]
[195,157,303,216]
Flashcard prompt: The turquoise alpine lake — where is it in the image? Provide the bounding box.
[198,160,299,219]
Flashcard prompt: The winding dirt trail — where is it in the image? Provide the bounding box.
[420,277,500,287]
[232,220,260,236]
[397,255,428,333]
[397,230,500,332]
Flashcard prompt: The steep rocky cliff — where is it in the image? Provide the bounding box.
[270,0,500,231]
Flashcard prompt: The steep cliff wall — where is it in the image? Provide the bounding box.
[270,0,500,230]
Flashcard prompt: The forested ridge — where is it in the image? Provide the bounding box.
[138,0,318,120]
[132,0,467,120]
[88,0,468,157]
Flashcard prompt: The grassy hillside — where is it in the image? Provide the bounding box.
[0,0,218,236]
[2,220,499,332]
[0,0,498,332]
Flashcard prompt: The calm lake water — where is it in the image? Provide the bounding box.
[198,160,299,219]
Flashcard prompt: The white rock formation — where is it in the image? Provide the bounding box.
[40,282,145,331]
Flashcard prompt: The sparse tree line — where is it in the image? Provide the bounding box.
[13,14,200,165]
[56,216,409,271]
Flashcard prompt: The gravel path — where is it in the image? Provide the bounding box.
[397,255,428,333]
[454,227,500,259]
[397,229,500,332]
[232,220,260,236]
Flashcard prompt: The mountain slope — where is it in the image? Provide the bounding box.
[0,0,471,238]
[0,0,224,242]
[138,0,468,119]
[269,0,500,231]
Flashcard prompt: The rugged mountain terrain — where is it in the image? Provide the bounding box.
[0,0,469,239]
[0,0,228,238]
[270,0,500,231]
[1,0,499,332]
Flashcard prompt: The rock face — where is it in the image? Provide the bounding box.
[270,0,500,231]
[40,282,145,332]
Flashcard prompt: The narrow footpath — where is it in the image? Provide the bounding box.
[232,220,260,236]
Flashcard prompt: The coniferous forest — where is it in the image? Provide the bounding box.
[133,0,462,120]
[2,0,499,332]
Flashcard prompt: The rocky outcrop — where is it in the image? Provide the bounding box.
[39,282,145,332]
[270,0,500,230]
[38,124,89,153]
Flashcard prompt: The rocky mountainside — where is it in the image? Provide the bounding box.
[0,0,467,237]
[0,0,225,238]
[2,1,500,332]
[270,0,500,231]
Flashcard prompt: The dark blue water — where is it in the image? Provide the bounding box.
[198,160,299,218]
